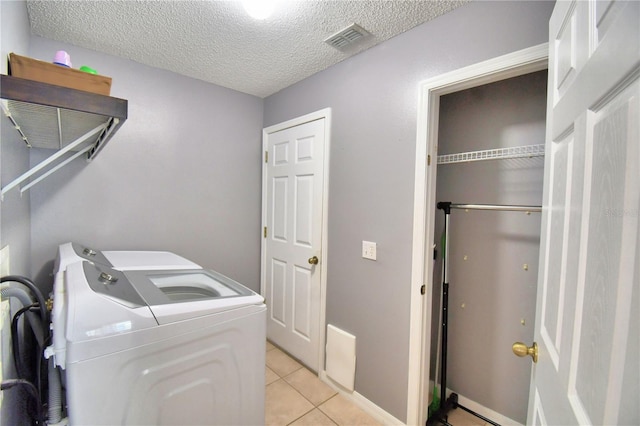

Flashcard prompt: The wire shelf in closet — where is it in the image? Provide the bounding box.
[437,143,545,165]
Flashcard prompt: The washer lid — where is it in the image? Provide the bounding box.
[57,242,202,272]
[102,250,201,270]
[123,268,264,324]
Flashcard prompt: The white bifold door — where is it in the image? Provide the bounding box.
[530,1,639,424]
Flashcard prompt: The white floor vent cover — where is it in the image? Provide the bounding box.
[325,324,356,391]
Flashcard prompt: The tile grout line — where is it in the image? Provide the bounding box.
[267,377,318,426]
[267,347,345,425]
[283,391,342,426]
[278,363,339,409]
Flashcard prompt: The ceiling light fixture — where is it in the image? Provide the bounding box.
[241,0,278,20]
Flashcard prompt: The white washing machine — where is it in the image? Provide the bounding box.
[54,261,266,425]
[50,242,202,369]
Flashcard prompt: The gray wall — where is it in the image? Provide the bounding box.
[25,37,264,293]
[1,0,31,278]
[264,1,554,421]
[1,2,33,425]
[433,70,547,423]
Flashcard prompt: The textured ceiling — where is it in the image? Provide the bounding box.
[26,0,469,98]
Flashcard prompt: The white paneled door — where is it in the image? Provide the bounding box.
[262,111,329,372]
[530,1,639,424]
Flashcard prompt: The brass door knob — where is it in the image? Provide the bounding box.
[512,341,538,363]
[308,256,319,265]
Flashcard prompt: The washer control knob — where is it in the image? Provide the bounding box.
[99,272,118,284]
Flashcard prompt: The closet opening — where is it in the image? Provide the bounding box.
[406,44,549,426]
[428,69,547,425]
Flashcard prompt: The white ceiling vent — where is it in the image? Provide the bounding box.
[324,23,370,50]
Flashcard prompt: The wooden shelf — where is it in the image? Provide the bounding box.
[1,74,128,196]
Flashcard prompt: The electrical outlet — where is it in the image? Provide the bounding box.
[0,245,9,276]
[362,241,377,260]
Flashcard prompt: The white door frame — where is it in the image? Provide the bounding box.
[260,108,332,373]
[407,45,548,425]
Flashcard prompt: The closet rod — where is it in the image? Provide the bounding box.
[443,202,542,213]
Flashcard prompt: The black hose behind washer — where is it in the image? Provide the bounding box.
[1,275,48,326]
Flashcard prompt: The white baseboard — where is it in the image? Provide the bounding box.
[448,389,523,426]
[317,372,522,426]
[319,371,405,425]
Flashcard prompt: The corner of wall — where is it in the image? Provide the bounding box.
[1,1,34,424]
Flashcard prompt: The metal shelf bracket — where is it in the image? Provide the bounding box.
[1,121,111,199]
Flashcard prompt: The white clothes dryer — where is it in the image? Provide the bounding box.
[55,261,266,425]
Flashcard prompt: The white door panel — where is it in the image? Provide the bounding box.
[531,1,639,424]
[263,116,327,371]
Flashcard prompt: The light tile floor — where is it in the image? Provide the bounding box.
[265,341,493,426]
[265,341,382,426]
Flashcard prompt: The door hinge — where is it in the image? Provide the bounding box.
[420,284,426,295]
[265,151,268,163]
[263,226,267,238]
[427,155,431,166]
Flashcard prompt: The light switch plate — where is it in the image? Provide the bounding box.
[362,241,377,260]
